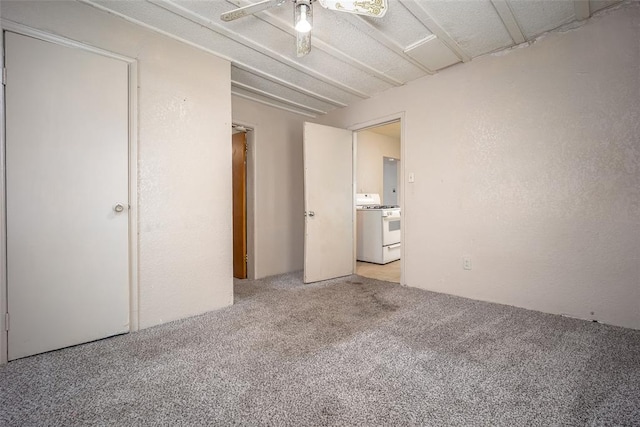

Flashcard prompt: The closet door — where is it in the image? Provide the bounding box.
[6,32,130,360]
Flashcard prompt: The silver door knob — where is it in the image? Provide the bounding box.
[308,211,315,217]
[114,203,125,213]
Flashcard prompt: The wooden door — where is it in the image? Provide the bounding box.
[303,122,354,283]
[5,32,130,360]
[232,131,247,279]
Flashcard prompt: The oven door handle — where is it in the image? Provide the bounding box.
[386,243,401,250]
[383,216,400,221]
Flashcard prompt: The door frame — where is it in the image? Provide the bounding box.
[0,21,140,364]
[350,112,405,285]
[232,122,256,280]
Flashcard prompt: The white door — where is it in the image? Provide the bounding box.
[303,122,354,283]
[5,32,130,360]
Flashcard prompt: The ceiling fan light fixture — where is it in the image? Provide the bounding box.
[221,0,387,58]
[294,1,313,33]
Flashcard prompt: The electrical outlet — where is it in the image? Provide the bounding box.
[463,257,472,270]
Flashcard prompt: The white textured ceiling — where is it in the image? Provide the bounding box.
[85,0,623,117]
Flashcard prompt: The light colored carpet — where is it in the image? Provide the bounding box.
[1,272,639,426]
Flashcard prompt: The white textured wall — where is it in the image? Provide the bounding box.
[320,4,640,329]
[1,1,234,329]
[356,130,401,196]
[232,96,306,279]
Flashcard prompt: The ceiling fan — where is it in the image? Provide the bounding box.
[221,0,388,57]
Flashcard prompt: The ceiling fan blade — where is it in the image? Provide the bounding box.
[318,0,388,18]
[221,0,286,22]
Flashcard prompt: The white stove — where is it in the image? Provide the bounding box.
[356,193,401,264]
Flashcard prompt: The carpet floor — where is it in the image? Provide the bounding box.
[1,272,639,426]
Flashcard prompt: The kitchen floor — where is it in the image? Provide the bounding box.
[356,260,400,283]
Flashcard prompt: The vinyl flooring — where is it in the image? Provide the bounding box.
[356,260,400,283]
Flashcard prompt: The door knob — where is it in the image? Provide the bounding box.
[113,203,125,213]
[308,211,315,217]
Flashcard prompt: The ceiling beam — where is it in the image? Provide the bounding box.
[398,0,471,63]
[231,91,317,118]
[491,0,526,45]
[82,0,349,110]
[233,64,347,108]
[574,0,591,21]
[231,80,328,115]
[228,0,404,87]
[149,0,371,99]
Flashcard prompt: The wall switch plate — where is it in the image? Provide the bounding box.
[408,172,415,183]
[463,257,472,270]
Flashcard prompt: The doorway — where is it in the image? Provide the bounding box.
[231,124,255,280]
[354,118,402,284]
[300,117,403,285]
